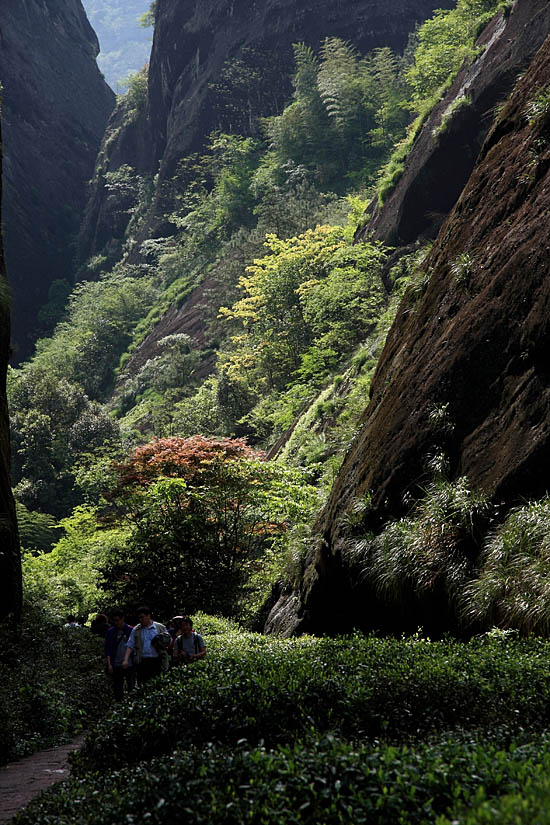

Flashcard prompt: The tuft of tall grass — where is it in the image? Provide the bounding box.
[525,84,550,124]
[356,478,489,610]
[463,497,550,634]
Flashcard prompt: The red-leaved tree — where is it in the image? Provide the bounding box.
[101,436,317,618]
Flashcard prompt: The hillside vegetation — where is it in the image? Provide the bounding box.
[12,0,543,640]
[8,3,550,822]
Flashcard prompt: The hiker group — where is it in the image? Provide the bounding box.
[103,606,206,701]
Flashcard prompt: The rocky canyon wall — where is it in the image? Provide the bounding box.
[0,118,20,623]
[0,0,115,360]
[266,17,550,637]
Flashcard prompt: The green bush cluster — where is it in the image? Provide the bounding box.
[0,606,110,764]
[72,632,550,773]
[12,628,550,824]
[13,733,550,825]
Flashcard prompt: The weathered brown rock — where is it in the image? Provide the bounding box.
[0,118,21,624]
[0,0,115,360]
[266,30,550,637]
[357,0,550,247]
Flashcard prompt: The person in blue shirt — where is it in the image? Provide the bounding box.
[122,606,170,685]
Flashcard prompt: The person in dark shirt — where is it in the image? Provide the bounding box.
[91,612,110,638]
[172,616,206,664]
[105,609,136,702]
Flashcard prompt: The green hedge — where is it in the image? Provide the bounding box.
[73,631,550,773]
[0,610,110,764]
[13,732,550,825]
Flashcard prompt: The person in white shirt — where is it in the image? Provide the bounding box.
[122,606,170,684]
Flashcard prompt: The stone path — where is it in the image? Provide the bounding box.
[0,736,85,824]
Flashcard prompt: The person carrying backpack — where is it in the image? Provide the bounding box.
[122,606,171,684]
[172,615,206,664]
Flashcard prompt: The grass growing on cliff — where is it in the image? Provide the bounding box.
[464,497,550,634]
[344,479,550,638]
[350,478,489,617]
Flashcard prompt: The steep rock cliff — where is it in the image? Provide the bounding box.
[357,0,550,246]
[0,0,115,360]
[266,29,550,637]
[79,0,453,267]
[0,120,21,623]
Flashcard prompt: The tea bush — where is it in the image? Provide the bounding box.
[13,732,550,825]
[72,632,550,773]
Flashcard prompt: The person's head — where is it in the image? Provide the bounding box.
[171,615,184,633]
[109,608,125,630]
[66,615,76,624]
[136,606,153,626]
[94,613,109,624]
[181,615,193,636]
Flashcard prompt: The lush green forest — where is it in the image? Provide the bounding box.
[11,0,527,632]
[9,0,550,821]
[82,0,152,90]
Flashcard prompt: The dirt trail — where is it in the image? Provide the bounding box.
[0,736,84,824]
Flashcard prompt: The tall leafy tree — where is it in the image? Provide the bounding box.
[100,435,317,616]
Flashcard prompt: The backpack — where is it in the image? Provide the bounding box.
[174,631,201,656]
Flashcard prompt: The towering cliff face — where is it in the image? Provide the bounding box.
[0,0,115,360]
[79,0,453,267]
[357,0,550,246]
[0,121,21,623]
[266,24,550,637]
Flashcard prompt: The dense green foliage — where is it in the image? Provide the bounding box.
[12,0,543,643]
[20,435,318,624]
[12,623,550,824]
[9,367,121,517]
[99,436,319,619]
[12,0,505,507]
[10,7,550,824]
[74,630,550,771]
[0,604,109,765]
[14,733,550,825]
[23,507,128,619]
[12,0,544,645]
[266,41,409,191]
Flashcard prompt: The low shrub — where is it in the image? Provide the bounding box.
[14,732,550,825]
[72,632,550,773]
[0,605,110,764]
